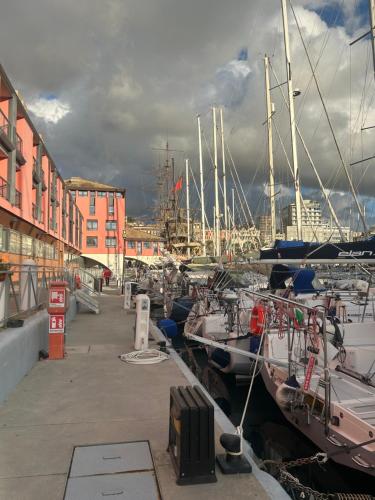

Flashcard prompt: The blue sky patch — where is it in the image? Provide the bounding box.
[41,92,58,101]
[238,47,248,61]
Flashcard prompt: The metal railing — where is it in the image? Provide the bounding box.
[0,109,10,138]
[15,189,22,208]
[0,264,75,327]
[15,132,23,153]
[0,264,101,328]
[74,268,101,296]
[0,176,7,199]
[41,170,47,191]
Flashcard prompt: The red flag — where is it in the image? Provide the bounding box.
[174,176,183,191]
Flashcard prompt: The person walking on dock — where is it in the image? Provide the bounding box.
[103,268,112,286]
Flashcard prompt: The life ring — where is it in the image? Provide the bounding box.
[249,304,265,335]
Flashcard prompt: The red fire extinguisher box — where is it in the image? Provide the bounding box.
[48,281,70,315]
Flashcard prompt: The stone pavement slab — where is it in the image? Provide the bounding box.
[0,293,273,500]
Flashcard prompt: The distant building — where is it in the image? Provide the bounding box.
[285,224,351,243]
[65,177,125,277]
[205,226,260,254]
[123,227,165,264]
[127,220,162,238]
[282,200,322,229]
[282,199,351,243]
[0,64,82,268]
[256,215,272,244]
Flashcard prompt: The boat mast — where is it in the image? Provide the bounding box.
[369,0,375,80]
[232,188,235,229]
[185,158,191,258]
[197,115,206,256]
[213,107,221,256]
[219,108,228,245]
[269,64,346,241]
[264,55,276,243]
[281,0,303,240]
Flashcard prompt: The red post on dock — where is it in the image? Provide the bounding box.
[48,281,69,360]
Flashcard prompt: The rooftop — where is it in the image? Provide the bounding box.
[65,177,125,193]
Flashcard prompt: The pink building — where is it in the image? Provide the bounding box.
[65,177,125,277]
[0,64,82,267]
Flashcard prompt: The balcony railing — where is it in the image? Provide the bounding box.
[0,109,12,151]
[16,132,23,153]
[15,189,22,209]
[15,132,26,167]
[50,184,56,202]
[41,170,47,191]
[32,157,40,186]
[0,176,8,199]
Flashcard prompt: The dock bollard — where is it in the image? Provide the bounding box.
[216,433,252,474]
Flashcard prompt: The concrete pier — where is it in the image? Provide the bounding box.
[0,291,287,499]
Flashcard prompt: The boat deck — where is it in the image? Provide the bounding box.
[312,371,375,427]
[0,291,280,499]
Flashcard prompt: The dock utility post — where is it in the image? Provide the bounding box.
[216,433,252,474]
[168,386,217,485]
[48,281,69,360]
[134,294,150,350]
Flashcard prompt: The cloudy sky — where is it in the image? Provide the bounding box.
[1,0,374,230]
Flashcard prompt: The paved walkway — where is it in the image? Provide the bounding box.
[0,291,272,499]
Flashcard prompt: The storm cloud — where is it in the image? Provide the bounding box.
[1,0,374,227]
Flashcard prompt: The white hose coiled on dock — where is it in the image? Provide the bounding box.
[120,349,169,365]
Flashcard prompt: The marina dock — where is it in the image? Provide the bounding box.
[0,289,285,500]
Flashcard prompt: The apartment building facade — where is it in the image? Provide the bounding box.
[0,65,82,267]
[281,199,351,242]
[282,199,322,229]
[65,177,125,277]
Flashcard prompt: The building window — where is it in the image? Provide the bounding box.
[105,220,117,230]
[143,241,151,249]
[90,192,96,215]
[136,241,142,255]
[86,236,98,247]
[127,241,135,249]
[116,192,122,198]
[78,191,88,197]
[153,243,158,256]
[105,237,117,247]
[97,191,106,197]
[71,191,76,200]
[87,219,98,230]
[108,193,114,215]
